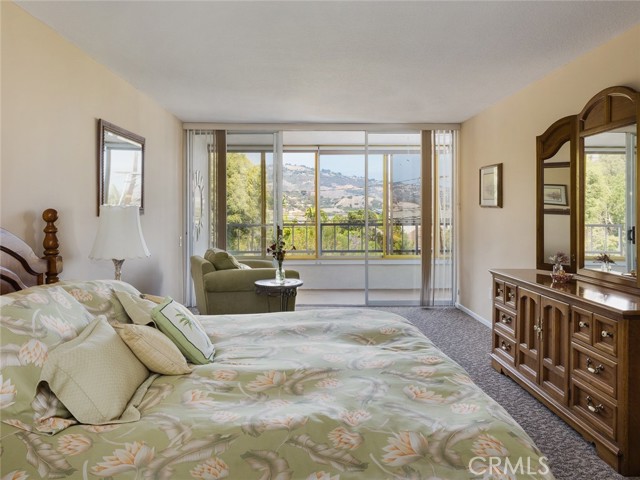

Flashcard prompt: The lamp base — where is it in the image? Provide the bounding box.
[112,258,125,281]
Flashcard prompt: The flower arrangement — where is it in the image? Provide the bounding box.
[267,226,295,267]
[548,252,569,265]
[594,253,615,264]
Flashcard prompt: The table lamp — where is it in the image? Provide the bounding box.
[90,205,150,280]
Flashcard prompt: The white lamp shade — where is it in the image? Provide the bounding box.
[90,205,150,260]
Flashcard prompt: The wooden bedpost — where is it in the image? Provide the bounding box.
[42,208,62,284]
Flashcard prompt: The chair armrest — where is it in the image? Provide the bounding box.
[241,259,274,269]
[191,255,215,276]
[203,268,300,292]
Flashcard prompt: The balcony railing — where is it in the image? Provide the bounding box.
[584,223,624,257]
[227,221,425,257]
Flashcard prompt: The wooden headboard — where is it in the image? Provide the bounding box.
[0,209,63,294]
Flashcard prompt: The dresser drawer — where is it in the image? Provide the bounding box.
[493,278,517,307]
[571,306,593,345]
[571,378,617,441]
[504,281,517,309]
[493,330,516,366]
[493,304,516,337]
[593,314,618,358]
[493,279,506,304]
[571,343,617,399]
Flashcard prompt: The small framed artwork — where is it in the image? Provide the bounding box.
[543,184,568,206]
[479,163,503,208]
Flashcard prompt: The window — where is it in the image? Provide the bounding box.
[283,151,316,256]
[226,151,269,254]
[186,128,457,307]
[225,132,426,259]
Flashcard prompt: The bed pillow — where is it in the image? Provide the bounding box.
[0,286,95,425]
[205,248,242,270]
[114,290,157,325]
[61,280,142,324]
[141,293,165,304]
[151,298,215,364]
[39,317,150,425]
[114,323,192,375]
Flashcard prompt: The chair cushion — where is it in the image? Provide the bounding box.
[204,248,242,270]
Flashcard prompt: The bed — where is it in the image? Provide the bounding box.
[0,211,554,479]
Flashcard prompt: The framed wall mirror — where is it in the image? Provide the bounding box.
[578,86,638,288]
[98,119,145,216]
[536,115,577,272]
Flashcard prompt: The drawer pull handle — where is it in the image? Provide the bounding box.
[497,288,503,296]
[500,313,512,324]
[586,396,604,414]
[507,292,514,300]
[578,321,589,328]
[586,358,604,374]
[601,330,613,339]
[500,341,511,352]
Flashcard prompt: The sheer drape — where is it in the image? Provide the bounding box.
[421,130,456,306]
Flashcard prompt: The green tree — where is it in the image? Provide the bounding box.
[227,153,261,250]
[584,153,627,254]
[585,154,626,225]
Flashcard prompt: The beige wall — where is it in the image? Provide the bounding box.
[459,23,640,322]
[1,3,184,299]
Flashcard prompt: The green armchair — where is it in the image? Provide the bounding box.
[190,249,300,315]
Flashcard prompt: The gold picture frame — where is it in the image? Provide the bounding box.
[479,163,503,208]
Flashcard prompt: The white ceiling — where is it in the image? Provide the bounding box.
[16,1,640,124]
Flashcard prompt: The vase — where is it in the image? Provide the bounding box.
[601,262,611,272]
[553,263,564,275]
[275,262,285,284]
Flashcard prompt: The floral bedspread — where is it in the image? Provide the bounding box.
[1,296,553,479]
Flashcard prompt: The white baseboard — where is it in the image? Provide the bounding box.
[456,302,491,328]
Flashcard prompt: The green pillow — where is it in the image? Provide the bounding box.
[0,286,95,425]
[38,317,151,425]
[205,248,242,270]
[114,290,157,325]
[151,298,215,365]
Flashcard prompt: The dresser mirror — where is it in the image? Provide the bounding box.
[577,86,638,288]
[536,86,639,288]
[582,126,636,276]
[98,119,145,216]
[536,115,577,272]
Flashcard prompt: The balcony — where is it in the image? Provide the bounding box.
[584,223,625,258]
[227,220,451,257]
[226,221,453,306]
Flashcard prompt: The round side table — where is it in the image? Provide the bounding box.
[254,278,304,312]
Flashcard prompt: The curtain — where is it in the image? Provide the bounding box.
[421,130,456,306]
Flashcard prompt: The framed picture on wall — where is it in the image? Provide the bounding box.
[543,184,568,206]
[479,163,503,208]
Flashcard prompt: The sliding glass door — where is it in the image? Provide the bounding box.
[185,128,456,308]
[366,132,422,305]
[225,132,276,255]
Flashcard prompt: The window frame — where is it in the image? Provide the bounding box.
[225,145,423,260]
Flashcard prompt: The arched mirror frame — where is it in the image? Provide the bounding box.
[577,86,639,290]
[536,115,577,272]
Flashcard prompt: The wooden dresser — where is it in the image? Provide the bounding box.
[490,269,640,476]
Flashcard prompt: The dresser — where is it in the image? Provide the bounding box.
[490,269,640,476]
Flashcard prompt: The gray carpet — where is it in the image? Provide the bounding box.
[361,306,639,480]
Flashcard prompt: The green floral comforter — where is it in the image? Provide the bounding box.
[1,302,553,479]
